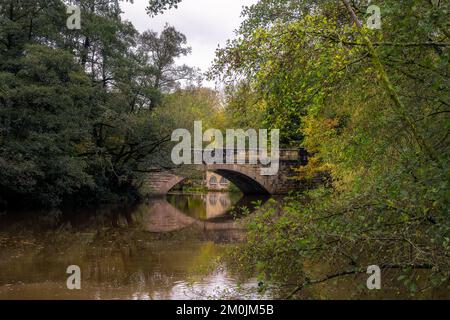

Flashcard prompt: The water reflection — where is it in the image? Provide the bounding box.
[141,200,243,235]
[0,193,270,300]
[166,192,242,220]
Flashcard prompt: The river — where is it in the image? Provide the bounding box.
[0,193,270,300]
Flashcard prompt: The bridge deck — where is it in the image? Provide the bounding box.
[191,148,308,163]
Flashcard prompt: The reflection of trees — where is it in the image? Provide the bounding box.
[0,208,245,299]
[166,194,206,220]
[228,195,271,217]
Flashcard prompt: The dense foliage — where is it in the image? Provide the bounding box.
[211,0,449,296]
[0,0,210,208]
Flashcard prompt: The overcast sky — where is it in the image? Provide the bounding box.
[121,0,258,88]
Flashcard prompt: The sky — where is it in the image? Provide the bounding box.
[121,0,258,88]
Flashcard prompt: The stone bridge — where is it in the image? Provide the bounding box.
[147,149,309,195]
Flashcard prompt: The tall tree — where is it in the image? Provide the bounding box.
[214,0,449,296]
[138,24,198,108]
[0,0,200,207]
[146,0,183,16]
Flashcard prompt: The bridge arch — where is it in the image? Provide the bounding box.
[208,167,271,195]
[148,167,272,195]
[147,173,187,195]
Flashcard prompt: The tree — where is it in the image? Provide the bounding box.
[0,0,200,207]
[146,0,183,16]
[138,24,198,108]
[215,0,449,297]
[0,44,94,206]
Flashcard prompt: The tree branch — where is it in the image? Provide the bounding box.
[286,263,434,299]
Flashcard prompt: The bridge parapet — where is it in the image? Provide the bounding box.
[191,148,307,164]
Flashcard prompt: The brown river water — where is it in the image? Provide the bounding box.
[0,192,447,300]
[0,193,270,300]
